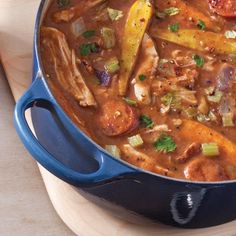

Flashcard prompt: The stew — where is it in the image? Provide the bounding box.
[40,0,236,182]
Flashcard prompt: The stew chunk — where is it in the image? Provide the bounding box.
[99,100,138,136]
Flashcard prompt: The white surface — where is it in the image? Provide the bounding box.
[0,66,75,236]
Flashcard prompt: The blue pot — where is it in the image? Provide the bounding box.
[14,0,236,228]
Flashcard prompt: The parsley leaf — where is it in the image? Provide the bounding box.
[140,115,154,129]
[197,19,206,30]
[79,43,99,56]
[192,54,205,68]
[154,134,177,153]
[139,74,147,81]
[168,23,179,33]
[83,30,96,38]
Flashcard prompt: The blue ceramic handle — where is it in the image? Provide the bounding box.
[14,78,135,187]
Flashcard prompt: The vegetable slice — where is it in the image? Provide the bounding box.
[128,134,144,147]
[101,27,116,49]
[202,143,220,157]
[118,0,153,95]
[105,145,121,158]
[151,29,236,55]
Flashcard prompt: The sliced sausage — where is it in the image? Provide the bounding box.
[208,0,236,18]
[184,158,229,181]
[99,100,138,136]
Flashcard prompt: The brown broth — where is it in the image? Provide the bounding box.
[40,0,236,181]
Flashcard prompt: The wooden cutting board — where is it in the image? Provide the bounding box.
[1,0,236,235]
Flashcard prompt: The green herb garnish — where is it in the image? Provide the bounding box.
[154,134,177,153]
[192,54,205,68]
[140,115,154,129]
[123,97,137,106]
[79,43,99,56]
[139,74,147,81]
[83,30,96,38]
[57,0,70,8]
[168,23,179,33]
[197,19,206,30]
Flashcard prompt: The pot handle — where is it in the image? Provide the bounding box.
[14,78,135,187]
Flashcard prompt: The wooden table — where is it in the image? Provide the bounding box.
[1,0,236,235]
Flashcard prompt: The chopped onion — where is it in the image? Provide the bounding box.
[71,17,86,37]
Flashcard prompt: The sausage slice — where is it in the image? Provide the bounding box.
[99,100,138,136]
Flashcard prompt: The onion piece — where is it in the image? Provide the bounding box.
[71,17,86,37]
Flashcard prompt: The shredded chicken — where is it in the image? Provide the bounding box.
[133,34,159,105]
[41,27,97,107]
[176,143,201,163]
[53,0,107,23]
[122,144,172,176]
[145,124,171,133]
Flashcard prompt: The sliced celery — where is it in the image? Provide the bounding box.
[207,90,223,103]
[128,134,144,147]
[107,8,123,21]
[105,145,121,158]
[202,143,220,157]
[222,113,235,127]
[105,57,120,73]
[101,27,116,49]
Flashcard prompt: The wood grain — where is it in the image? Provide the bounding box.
[1,0,236,235]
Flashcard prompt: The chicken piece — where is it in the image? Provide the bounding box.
[184,159,229,181]
[41,27,97,107]
[133,34,159,105]
[53,0,107,23]
[176,143,201,163]
[122,144,172,176]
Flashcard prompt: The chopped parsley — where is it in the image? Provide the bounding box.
[79,43,99,56]
[197,19,206,30]
[57,0,70,8]
[192,54,205,68]
[123,97,137,106]
[83,30,96,38]
[139,74,147,81]
[140,115,154,129]
[168,23,179,33]
[154,134,177,153]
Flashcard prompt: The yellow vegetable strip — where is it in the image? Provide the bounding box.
[180,120,236,166]
[151,28,236,55]
[119,0,153,96]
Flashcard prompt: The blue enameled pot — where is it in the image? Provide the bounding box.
[14,0,236,228]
